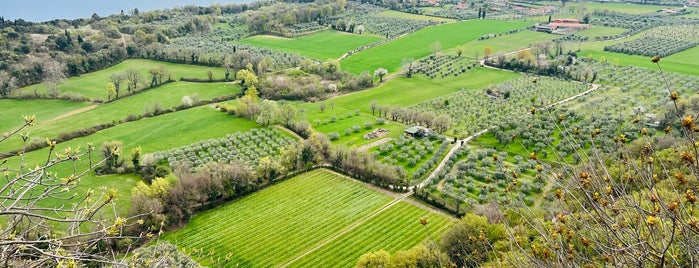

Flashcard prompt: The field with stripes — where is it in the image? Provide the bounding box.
[162,169,454,267]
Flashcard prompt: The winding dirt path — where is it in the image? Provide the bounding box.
[42,104,98,125]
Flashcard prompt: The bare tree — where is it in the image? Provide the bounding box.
[109,72,125,97]
[125,69,142,93]
[43,59,66,98]
[370,100,379,116]
[0,70,18,97]
[0,117,145,266]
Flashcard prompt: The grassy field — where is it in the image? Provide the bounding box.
[376,10,455,22]
[576,49,699,76]
[16,59,227,101]
[576,25,628,38]
[1,99,92,131]
[566,2,676,14]
[162,169,453,267]
[288,201,453,267]
[457,30,554,58]
[240,31,382,60]
[341,20,532,74]
[3,106,260,215]
[330,67,521,114]
[1,82,240,152]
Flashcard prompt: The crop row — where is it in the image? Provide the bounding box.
[289,201,453,267]
[373,136,450,180]
[150,127,296,171]
[164,169,394,267]
[411,76,587,137]
[409,54,473,79]
[604,25,699,57]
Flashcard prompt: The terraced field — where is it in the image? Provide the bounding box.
[162,169,454,267]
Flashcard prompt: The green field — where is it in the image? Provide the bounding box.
[3,106,260,215]
[576,25,628,38]
[289,201,453,267]
[162,169,453,267]
[1,82,240,152]
[458,30,554,58]
[240,31,382,60]
[376,10,455,22]
[0,99,92,131]
[567,2,677,14]
[577,49,699,76]
[342,20,532,74]
[330,67,521,114]
[16,59,228,101]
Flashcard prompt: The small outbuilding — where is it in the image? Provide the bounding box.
[404,126,431,138]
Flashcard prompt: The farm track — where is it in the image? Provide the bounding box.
[422,48,603,197]
[42,104,98,125]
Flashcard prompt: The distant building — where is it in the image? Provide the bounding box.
[535,18,589,34]
[404,126,431,138]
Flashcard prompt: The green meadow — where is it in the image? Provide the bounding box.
[1,82,240,152]
[16,59,227,101]
[341,20,533,74]
[376,10,456,22]
[1,99,92,131]
[163,169,453,267]
[240,30,382,60]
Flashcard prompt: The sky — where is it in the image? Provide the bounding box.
[1,0,251,22]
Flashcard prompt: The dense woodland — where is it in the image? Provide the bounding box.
[2,0,699,266]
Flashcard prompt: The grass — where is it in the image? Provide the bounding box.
[0,99,91,131]
[376,10,455,22]
[457,30,555,58]
[288,201,453,267]
[576,25,628,38]
[239,30,382,60]
[3,106,260,216]
[567,2,676,14]
[1,82,241,152]
[16,59,227,101]
[341,20,532,74]
[330,67,521,115]
[162,169,452,267]
[576,49,699,76]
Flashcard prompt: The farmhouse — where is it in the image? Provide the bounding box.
[404,126,432,138]
[535,19,590,34]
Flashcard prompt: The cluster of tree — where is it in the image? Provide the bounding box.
[487,51,598,84]
[128,129,407,232]
[259,59,373,101]
[245,0,346,34]
[369,100,451,133]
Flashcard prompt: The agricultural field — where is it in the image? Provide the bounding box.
[575,25,628,39]
[151,127,298,171]
[15,59,228,101]
[604,25,699,57]
[566,2,679,14]
[0,99,92,131]
[341,20,533,73]
[371,135,452,181]
[0,81,241,153]
[375,10,455,22]
[3,106,260,215]
[458,30,554,58]
[162,169,453,267]
[411,76,589,137]
[239,31,382,60]
[328,67,522,115]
